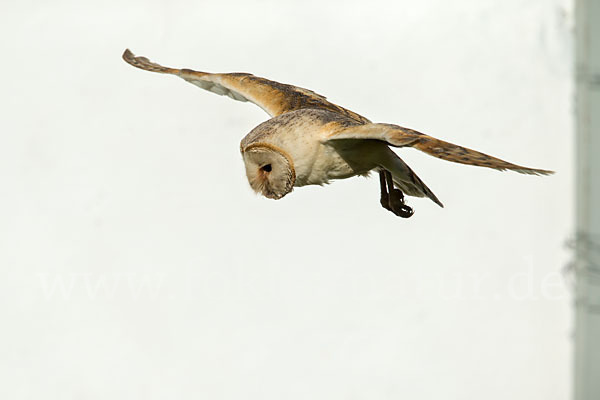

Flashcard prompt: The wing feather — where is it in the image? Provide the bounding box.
[326,123,554,176]
[122,49,369,123]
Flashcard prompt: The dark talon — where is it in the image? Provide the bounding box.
[389,190,414,218]
[379,169,414,218]
[389,188,405,204]
[396,204,414,218]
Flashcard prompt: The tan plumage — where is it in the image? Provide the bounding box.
[122,49,369,123]
[325,123,553,176]
[122,49,553,216]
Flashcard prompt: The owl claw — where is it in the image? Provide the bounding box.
[392,202,414,218]
[389,188,404,204]
[379,170,414,218]
[389,188,413,218]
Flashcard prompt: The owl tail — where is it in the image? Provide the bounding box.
[379,150,444,208]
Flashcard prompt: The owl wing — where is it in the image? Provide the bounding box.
[122,49,369,123]
[325,122,554,175]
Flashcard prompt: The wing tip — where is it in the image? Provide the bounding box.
[506,167,555,176]
[122,48,136,65]
[121,48,177,74]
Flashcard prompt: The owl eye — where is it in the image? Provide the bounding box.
[261,164,272,172]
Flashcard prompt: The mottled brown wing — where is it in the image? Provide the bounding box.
[122,49,369,123]
[326,123,554,175]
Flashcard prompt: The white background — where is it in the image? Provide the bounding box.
[0,0,574,399]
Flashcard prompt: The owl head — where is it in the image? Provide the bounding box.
[241,143,296,199]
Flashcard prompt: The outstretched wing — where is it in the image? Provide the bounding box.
[325,123,554,176]
[122,49,369,123]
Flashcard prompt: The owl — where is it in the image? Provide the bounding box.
[123,49,552,218]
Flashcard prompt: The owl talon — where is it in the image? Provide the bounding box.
[389,188,405,204]
[389,190,414,218]
[392,202,414,218]
[379,170,413,218]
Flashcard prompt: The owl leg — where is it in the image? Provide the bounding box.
[379,170,391,211]
[380,170,414,218]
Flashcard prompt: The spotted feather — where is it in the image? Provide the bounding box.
[326,122,554,176]
[122,49,369,124]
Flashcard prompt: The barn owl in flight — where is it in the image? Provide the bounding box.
[122,49,552,218]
